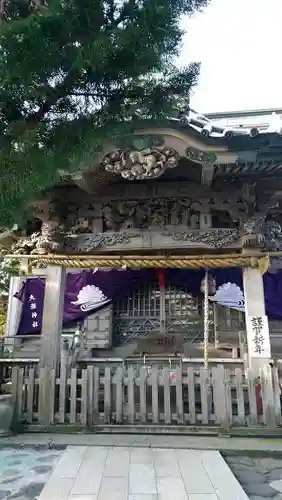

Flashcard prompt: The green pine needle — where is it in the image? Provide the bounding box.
[0,0,209,227]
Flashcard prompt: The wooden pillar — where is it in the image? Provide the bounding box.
[243,266,271,375]
[5,276,25,336]
[39,265,66,370]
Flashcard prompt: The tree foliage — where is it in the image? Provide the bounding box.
[0,0,208,226]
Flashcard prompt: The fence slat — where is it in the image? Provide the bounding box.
[212,366,229,429]
[11,366,19,411]
[27,367,35,423]
[38,367,48,425]
[139,367,147,424]
[87,366,94,427]
[151,365,159,424]
[187,367,196,424]
[49,369,56,424]
[104,367,111,424]
[211,367,220,425]
[59,363,67,424]
[175,366,184,424]
[115,366,123,424]
[70,368,77,424]
[271,367,282,425]
[93,367,100,424]
[235,367,245,424]
[163,367,171,424]
[127,366,135,424]
[200,368,209,425]
[246,368,259,425]
[81,369,88,427]
[16,368,24,421]
[260,365,276,428]
[224,369,233,426]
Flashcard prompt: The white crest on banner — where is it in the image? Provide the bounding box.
[71,285,110,311]
[209,282,245,312]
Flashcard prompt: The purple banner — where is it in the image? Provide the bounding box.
[15,269,154,335]
[14,267,282,335]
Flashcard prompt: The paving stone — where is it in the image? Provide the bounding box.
[8,497,30,500]
[226,456,255,467]
[3,469,21,477]
[36,454,59,463]
[232,470,266,485]
[249,496,276,500]
[31,465,52,474]
[9,453,29,458]
[227,461,253,470]
[1,476,23,484]
[12,483,45,499]
[271,480,282,493]
[7,460,22,466]
[250,496,282,500]
[268,470,282,482]
[0,491,11,499]
[244,483,278,497]
[226,455,282,498]
[258,459,282,470]
[0,448,61,500]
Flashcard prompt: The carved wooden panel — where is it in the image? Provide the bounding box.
[16,180,282,255]
[65,228,241,253]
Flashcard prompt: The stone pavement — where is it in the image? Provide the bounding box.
[226,455,282,499]
[38,446,249,500]
[0,447,61,499]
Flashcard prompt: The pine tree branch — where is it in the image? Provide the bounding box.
[0,0,208,225]
[26,73,79,124]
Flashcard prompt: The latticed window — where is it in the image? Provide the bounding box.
[113,282,214,344]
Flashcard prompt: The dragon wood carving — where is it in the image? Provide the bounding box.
[164,229,240,249]
[101,147,179,180]
[242,215,282,250]
[12,221,65,255]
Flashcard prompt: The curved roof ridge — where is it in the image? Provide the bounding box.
[172,106,282,140]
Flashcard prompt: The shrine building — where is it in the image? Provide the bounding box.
[4,106,282,373]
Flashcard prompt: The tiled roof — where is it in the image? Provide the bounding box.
[170,106,282,152]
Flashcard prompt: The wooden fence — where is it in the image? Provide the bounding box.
[10,364,282,430]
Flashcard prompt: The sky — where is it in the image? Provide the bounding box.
[179,0,282,114]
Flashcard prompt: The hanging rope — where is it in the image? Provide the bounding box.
[203,269,209,370]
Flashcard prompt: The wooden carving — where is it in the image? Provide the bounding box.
[11,180,282,254]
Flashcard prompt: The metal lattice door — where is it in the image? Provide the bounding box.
[113,282,213,344]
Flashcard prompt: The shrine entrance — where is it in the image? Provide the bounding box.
[113,280,214,345]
